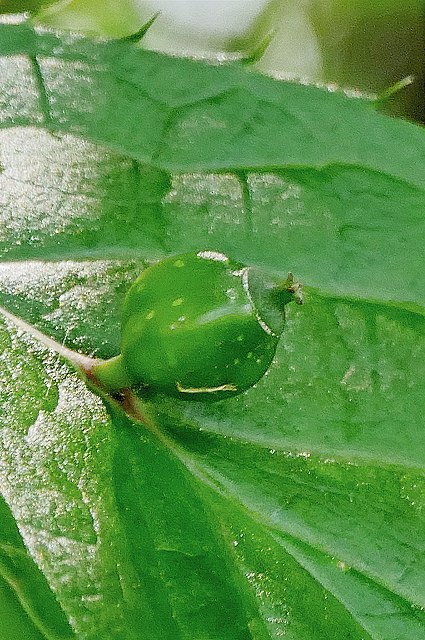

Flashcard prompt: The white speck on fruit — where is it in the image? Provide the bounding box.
[172,298,183,306]
[178,316,186,322]
[145,310,155,320]
[197,250,229,262]
[237,335,244,342]
[234,358,240,365]
[169,324,177,330]
[247,352,253,359]
[226,287,237,300]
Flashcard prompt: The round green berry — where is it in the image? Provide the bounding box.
[93,251,302,400]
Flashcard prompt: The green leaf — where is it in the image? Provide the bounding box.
[0,494,74,639]
[1,19,425,640]
[1,22,424,306]
[0,1,54,13]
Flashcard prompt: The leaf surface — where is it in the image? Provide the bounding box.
[0,494,74,640]
[0,20,425,640]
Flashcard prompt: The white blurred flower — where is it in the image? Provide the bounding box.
[137,0,270,54]
[140,0,269,38]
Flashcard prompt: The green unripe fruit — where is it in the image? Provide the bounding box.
[93,251,302,400]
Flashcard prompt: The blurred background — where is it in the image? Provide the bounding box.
[2,0,424,122]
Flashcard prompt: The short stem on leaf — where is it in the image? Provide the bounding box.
[91,354,133,392]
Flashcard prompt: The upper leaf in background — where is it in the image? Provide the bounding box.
[32,0,425,123]
[0,21,422,181]
[0,22,425,309]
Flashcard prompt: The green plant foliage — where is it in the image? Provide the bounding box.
[0,19,425,640]
[0,1,54,13]
[0,495,74,639]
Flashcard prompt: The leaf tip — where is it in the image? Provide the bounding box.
[121,12,160,44]
[241,30,275,66]
[375,75,415,105]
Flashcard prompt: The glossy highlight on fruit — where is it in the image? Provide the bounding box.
[93,251,302,400]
